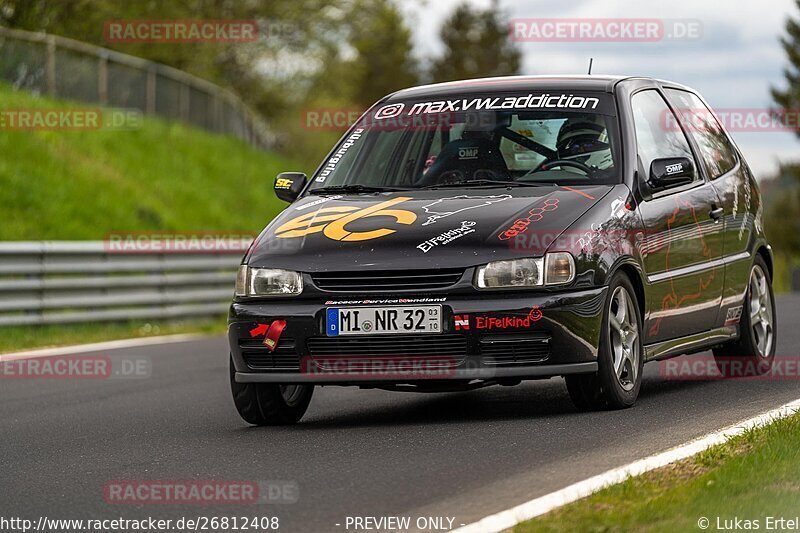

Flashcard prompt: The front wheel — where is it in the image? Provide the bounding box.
[713,256,776,376]
[230,356,314,425]
[565,273,644,411]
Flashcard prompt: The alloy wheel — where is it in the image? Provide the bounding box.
[749,264,774,357]
[609,286,640,392]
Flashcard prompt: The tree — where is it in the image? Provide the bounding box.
[346,0,419,106]
[306,0,418,109]
[772,0,800,137]
[766,2,800,286]
[430,0,521,83]
[0,0,350,118]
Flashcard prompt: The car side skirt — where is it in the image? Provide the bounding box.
[644,325,738,361]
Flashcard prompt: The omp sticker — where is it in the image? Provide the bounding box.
[665,162,684,175]
[458,147,479,160]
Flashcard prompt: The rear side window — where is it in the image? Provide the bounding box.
[630,90,698,182]
[665,89,738,179]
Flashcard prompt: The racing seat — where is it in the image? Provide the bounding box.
[417,136,510,186]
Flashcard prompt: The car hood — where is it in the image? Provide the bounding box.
[247,185,613,271]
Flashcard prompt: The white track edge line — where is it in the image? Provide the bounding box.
[452,397,800,533]
[0,333,212,360]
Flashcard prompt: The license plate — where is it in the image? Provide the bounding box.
[326,305,442,336]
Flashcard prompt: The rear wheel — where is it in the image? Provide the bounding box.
[565,273,644,411]
[230,356,314,425]
[713,256,776,376]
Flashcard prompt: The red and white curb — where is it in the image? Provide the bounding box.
[453,397,800,533]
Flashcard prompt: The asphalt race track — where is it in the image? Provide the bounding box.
[2,296,799,532]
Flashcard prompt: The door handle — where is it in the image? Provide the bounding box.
[709,206,724,221]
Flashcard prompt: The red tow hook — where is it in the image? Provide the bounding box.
[248,320,287,352]
[263,320,287,352]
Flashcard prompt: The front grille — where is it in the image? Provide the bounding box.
[479,334,550,366]
[239,338,300,371]
[311,268,464,292]
[307,334,467,358]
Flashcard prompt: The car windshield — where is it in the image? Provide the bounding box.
[308,91,621,192]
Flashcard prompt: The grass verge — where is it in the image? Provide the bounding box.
[0,83,302,240]
[0,318,227,354]
[515,411,800,532]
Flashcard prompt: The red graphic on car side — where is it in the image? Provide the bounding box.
[648,198,717,337]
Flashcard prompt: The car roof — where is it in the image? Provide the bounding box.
[385,75,698,101]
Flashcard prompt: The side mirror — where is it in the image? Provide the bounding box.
[648,157,694,192]
[274,172,307,203]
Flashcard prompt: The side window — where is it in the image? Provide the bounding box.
[630,90,698,183]
[664,89,737,179]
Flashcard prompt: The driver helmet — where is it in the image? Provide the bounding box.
[555,115,612,169]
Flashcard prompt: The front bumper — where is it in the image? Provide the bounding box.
[229,286,606,385]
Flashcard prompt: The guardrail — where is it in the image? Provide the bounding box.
[0,242,245,326]
[0,26,274,149]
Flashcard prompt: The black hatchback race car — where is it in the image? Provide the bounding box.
[228,75,776,425]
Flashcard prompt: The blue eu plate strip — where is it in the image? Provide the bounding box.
[326,308,339,336]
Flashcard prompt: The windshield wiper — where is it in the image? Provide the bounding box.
[420,180,552,190]
[308,184,414,195]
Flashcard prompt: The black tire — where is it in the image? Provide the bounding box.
[565,272,644,411]
[712,255,776,377]
[230,356,314,425]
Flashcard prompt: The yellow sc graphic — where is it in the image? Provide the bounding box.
[275,197,417,242]
[275,178,293,189]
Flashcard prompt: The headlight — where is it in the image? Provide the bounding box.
[475,258,543,288]
[474,253,575,289]
[235,265,303,297]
